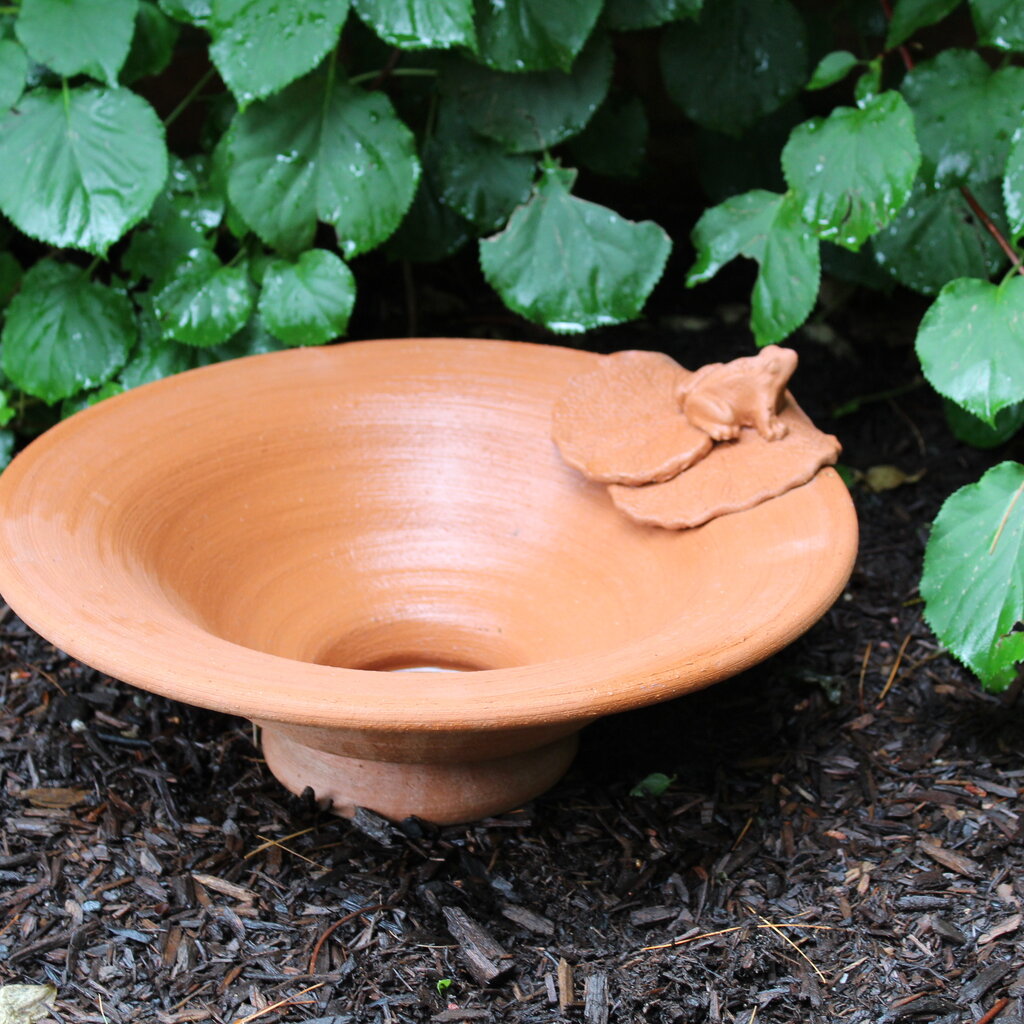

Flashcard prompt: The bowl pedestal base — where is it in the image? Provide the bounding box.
[260,726,580,825]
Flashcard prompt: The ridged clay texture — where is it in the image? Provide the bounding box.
[0,339,858,823]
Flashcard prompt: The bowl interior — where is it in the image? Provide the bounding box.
[0,339,858,729]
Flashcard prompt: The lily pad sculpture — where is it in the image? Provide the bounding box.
[552,346,841,529]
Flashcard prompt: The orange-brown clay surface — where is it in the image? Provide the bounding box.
[0,339,857,822]
[552,346,841,530]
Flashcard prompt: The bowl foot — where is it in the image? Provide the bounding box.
[260,726,580,824]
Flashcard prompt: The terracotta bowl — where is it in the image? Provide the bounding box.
[0,339,857,823]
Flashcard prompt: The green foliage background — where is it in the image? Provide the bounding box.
[1,0,1023,691]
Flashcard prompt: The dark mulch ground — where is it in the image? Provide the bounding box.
[2,287,1024,1024]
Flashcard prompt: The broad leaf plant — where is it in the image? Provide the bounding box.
[0,0,1022,691]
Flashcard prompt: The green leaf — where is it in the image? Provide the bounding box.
[61,380,125,419]
[353,0,475,50]
[630,772,676,797]
[1003,122,1024,239]
[970,0,1024,50]
[386,162,474,262]
[431,109,535,230]
[944,398,1024,449]
[154,250,254,346]
[121,1,179,83]
[150,158,225,230]
[0,251,21,311]
[157,0,210,25]
[472,0,602,72]
[782,91,920,250]
[0,39,28,110]
[853,60,882,106]
[916,276,1024,424]
[479,162,671,333]
[439,33,612,153]
[821,240,893,291]
[873,179,1008,294]
[922,461,1024,690]
[605,0,701,31]
[659,0,808,136]
[0,86,167,255]
[210,131,252,239]
[902,49,1024,187]
[123,215,214,286]
[0,393,15,429]
[0,260,134,403]
[0,429,13,469]
[200,312,286,362]
[568,90,647,178]
[886,0,961,48]
[688,189,820,345]
[209,0,350,106]
[259,249,355,345]
[694,105,798,204]
[807,50,859,91]
[16,0,137,86]
[120,334,197,388]
[228,68,420,256]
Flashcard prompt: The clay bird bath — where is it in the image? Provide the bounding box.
[0,338,856,823]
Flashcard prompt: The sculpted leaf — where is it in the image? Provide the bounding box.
[552,351,710,485]
[609,398,840,529]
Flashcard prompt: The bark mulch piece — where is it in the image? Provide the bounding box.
[2,313,1023,1023]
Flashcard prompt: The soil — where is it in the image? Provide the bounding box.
[2,277,1024,1024]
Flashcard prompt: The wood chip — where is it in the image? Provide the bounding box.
[21,786,89,809]
[544,974,557,1006]
[442,907,513,986]
[929,915,967,945]
[629,906,678,927]
[978,913,1022,946]
[583,971,609,1024]
[557,958,574,1010]
[191,873,258,903]
[500,905,555,937]
[961,961,1014,1003]
[0,879,48,910]
[918,841,980,878]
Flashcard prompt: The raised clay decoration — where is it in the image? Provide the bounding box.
[678,346,797,441]
[552,346,841,529]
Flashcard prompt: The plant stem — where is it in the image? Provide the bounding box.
[960,186,1024,275]
[164,67,216,128]
[878,0,914,71]
[878,0,1024,278]
[84,255,102,277]
[348,67,438,87]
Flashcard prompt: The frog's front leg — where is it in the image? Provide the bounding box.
[682,391,740,441]
[753,400,789,441]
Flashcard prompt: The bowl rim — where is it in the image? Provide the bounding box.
[0,338,859,732]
